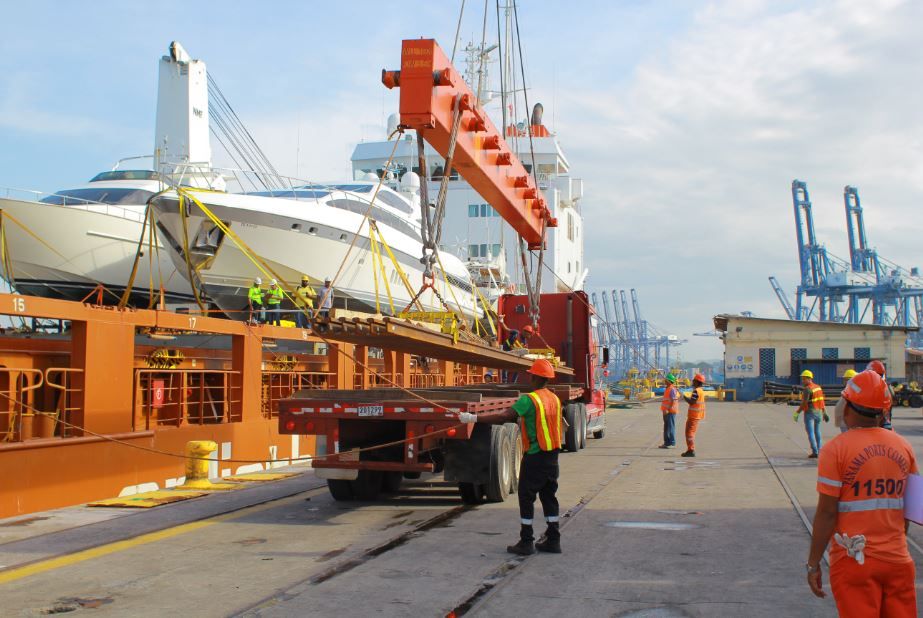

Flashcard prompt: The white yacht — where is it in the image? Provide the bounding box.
[149,176,482,319]
[0,168,196,305]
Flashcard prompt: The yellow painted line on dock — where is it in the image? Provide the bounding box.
[0,489,321,585]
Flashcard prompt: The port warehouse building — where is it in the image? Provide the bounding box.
[715,314,914,401]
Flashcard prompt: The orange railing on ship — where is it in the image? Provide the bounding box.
[45,368,82,439]
[0,368,45,442]
[409,373,445,389]
[134,369,242,430]
[261,371,334,418]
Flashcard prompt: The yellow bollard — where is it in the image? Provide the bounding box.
[178,440,240,491]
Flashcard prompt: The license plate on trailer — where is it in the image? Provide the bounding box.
[358,405,384,417]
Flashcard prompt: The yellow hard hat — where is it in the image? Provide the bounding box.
[843,369,858,379]
[800,370,814,379]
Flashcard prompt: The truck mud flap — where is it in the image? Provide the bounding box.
[443,423,492,484]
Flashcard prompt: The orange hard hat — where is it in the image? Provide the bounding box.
[527,358,556,378]
[866,360,886,377]
[693,373,706,383]
[522,325,534,335]
[842,370,888,416]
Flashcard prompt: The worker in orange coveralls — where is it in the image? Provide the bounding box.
[458,358,563,556]
[806,369,918,617]
[680,373,707,457]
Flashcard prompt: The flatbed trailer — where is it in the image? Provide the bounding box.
[278,383,588,503]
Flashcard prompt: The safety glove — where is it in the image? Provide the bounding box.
[823,413,830,423]
[793,410,800,422]
[458,412,478,424]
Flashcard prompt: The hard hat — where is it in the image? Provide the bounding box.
[522,325,534,335]
[693,373,706,383]
[841,370,888,416]
[270,278,278,286]
[800,370,814,379]
[843,369,858,379]
[867,360,886,377]
[665,373,677,384]
[301,275,309,281]
[254,277,262,285]
[527,358,556,379]
[324,277,331,284]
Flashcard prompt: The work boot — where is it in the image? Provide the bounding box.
[658,444,669,449]
[681,450,696,458]
[536,522,562,553]
[507,524,535,555]
[808,452,818,459]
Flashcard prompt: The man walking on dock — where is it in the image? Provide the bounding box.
[794,370,827,458]
[659,373,680,449]
[681,374,706,457]
[458,358,563,556]
[806,369,918,616]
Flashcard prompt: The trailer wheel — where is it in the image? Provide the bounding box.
[504,423,522,494]
[382,471,403,493]
[458,482,485,504]
[578,403,588,450]
[486,426,512,502]
[563,403,579,452]
[403,471,422,480]
[327,479,354,501]
[351,470,382,501]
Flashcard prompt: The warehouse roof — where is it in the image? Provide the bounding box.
[713,314,918,333]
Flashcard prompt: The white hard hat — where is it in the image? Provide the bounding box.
[270,278,278,285]
[255,277,262,285]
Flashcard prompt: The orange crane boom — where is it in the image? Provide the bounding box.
[382,38,555,249]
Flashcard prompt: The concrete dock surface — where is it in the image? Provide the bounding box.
[2,401,922,617]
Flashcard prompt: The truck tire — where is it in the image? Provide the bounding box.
[486,425,512,502]
[563,403,579,452]
[327,479,354,501]
[382,471,403,493]
[458,482,485,504]
[578,403,588,450]
[504,422,522,494]
[403,471,422,480]
[351,470,382,501]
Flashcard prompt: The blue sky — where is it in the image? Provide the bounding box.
[2,1,921,360]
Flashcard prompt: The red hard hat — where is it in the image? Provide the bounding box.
[522,325,534,334]
[527,358,556,378]
[866,360,886,377]
[693,373,706,383]
[842,370,888,416]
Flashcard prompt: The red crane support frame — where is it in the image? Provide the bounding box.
[382,39,555,249]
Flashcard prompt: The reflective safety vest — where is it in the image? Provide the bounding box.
[807,382,825,410]
[688,387,706,420]
[521,388,563,452]
[295,284,316,309]
[266,287,283,306]
[661,385,679,414]
[248,286,263,305]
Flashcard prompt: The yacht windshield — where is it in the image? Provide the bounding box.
[89,170,160,182]
[331,184,373,194]
[40,188,155,206]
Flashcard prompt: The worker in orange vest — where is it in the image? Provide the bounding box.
[794,369,828,458]
[681,373,706,457]
[658,373,680,449]
[459,358,563,555]
[867,360,894,431]
[806,369,918,616]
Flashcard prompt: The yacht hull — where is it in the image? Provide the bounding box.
[0,197,196,305]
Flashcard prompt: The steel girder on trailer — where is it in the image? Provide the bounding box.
[311,315,575,376]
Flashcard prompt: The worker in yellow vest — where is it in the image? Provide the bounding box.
[681,373,707,457]
[794,369,828,458]
[658,373,680,449]
[247,278,264,324]
[265,279,284,326]
[294,275,317,329]
[459,358,563,555]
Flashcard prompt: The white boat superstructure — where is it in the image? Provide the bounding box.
[149,177,483,320]
[0,170,196,304]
